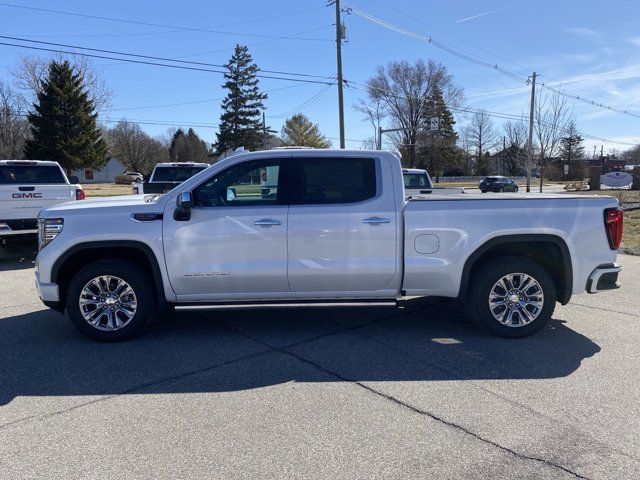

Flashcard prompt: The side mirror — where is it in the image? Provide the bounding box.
[174,191,193,221]
[69,175,79,184]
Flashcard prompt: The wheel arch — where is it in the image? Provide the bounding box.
[51,240,166,311]
[460,234,573,305]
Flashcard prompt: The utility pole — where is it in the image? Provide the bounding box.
[261,110,278,150]
[334,0,345,149]
[526,72,537,193]
[262,111,267,150]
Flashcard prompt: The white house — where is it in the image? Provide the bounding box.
[73,158,125,183]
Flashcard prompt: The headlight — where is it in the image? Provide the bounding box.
[38,218,64,250]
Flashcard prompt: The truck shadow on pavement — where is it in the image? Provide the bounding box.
[0,300,600,406]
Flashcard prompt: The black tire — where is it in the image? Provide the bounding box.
[514,186,519,192]
[468,256,556,338]
[480,190,487,193]
[499,187,504,193]
[65,258,156,341]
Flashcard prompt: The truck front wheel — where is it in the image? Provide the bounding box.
[469,256,556,338]
[65,259,155,341]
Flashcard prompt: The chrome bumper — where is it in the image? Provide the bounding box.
[587,264,622,293]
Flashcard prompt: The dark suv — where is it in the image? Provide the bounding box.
[479,176,519,193]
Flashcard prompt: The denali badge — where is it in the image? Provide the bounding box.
[12,192,43,199]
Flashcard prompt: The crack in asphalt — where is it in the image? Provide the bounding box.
[570,302,640,318]
[213,320,591,480]
[0,310,407,431]
[0,349,273,431]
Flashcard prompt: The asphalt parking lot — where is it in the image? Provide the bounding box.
[1,243,639,479]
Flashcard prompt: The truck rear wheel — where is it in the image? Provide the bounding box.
[65,259,155,341]
[469,256,556,338]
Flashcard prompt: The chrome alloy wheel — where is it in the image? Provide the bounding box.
[488,273,544,327]
[78,275,138,331]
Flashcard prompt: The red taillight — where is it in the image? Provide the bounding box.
[604,208,624,250]
[75,188,85,200]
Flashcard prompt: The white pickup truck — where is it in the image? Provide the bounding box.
[35,149,623,341]
[131,162,209,195]
[403,168,465,197]
[0,160,84,243]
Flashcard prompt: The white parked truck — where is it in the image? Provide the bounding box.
[402,168,465,197]
[35,149,623,341]
[0,160,84,243]
[132,162,209,195]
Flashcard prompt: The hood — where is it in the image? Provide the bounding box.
[40,194,166,216]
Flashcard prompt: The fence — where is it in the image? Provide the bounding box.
[436,176,529,183]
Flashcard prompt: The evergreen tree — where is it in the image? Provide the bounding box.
[24,60,107,172]
[215,45,267,154]
[170,128,210,163]
[417,86,459,181]
[280,114,331,148]
[559,121,585,180]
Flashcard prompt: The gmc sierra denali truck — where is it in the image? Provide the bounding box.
[35,149,623,341]
[0,160,84,243]
[131,162,209,195]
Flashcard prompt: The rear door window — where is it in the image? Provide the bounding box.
[294,157,376,205]
[0,165,66,184]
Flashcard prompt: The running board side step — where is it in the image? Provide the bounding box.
[175,299,401,311]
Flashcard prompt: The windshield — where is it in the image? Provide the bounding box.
[152,166,207,182]
[0,165,66,184]
[403,173,433,189]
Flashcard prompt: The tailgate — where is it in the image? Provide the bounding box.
[0,184,74,220]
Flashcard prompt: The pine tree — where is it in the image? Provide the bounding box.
[559,121,585,180]
[24,60,107,172]
[215,45,267,154]
[280,114,331,148]
[170,128,210,163]
[417,86,459,181]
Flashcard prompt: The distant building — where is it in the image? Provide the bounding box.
[72,158,125,183]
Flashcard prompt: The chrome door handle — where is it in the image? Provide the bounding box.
[254,219,282,226]
[362,217,391,224]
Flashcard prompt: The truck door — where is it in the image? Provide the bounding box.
[286,155,400,297]
[162,157,291,300]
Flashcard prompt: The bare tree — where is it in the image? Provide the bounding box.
[107,120,168,175]
[534,89,572,191]
[466,111,499,175]
[353,98,386,149]
[364,59,463,167]
[503,120,528,175]
[11,54,113,111]
[0,82,29,159]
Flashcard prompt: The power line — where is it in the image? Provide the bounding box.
[0,35,335,80]
[266,84,333,118]
[344,4,528,84]
[0,2,333,42]
[105,83,308,112]
[0,40,336,85]
[347,84,637,146]
[348,3,640,120]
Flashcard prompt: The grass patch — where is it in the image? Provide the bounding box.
[621,209,640,256]
[83,183,133,197]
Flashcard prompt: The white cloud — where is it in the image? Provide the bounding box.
[564,27,601,40]
[628,37,640,48]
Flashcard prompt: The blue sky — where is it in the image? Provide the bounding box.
[1,0,639,154]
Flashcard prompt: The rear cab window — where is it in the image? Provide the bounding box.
[294,157,377,205]
[152,166,207,182]
[0,164,66,184]
[403,173,433,189]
